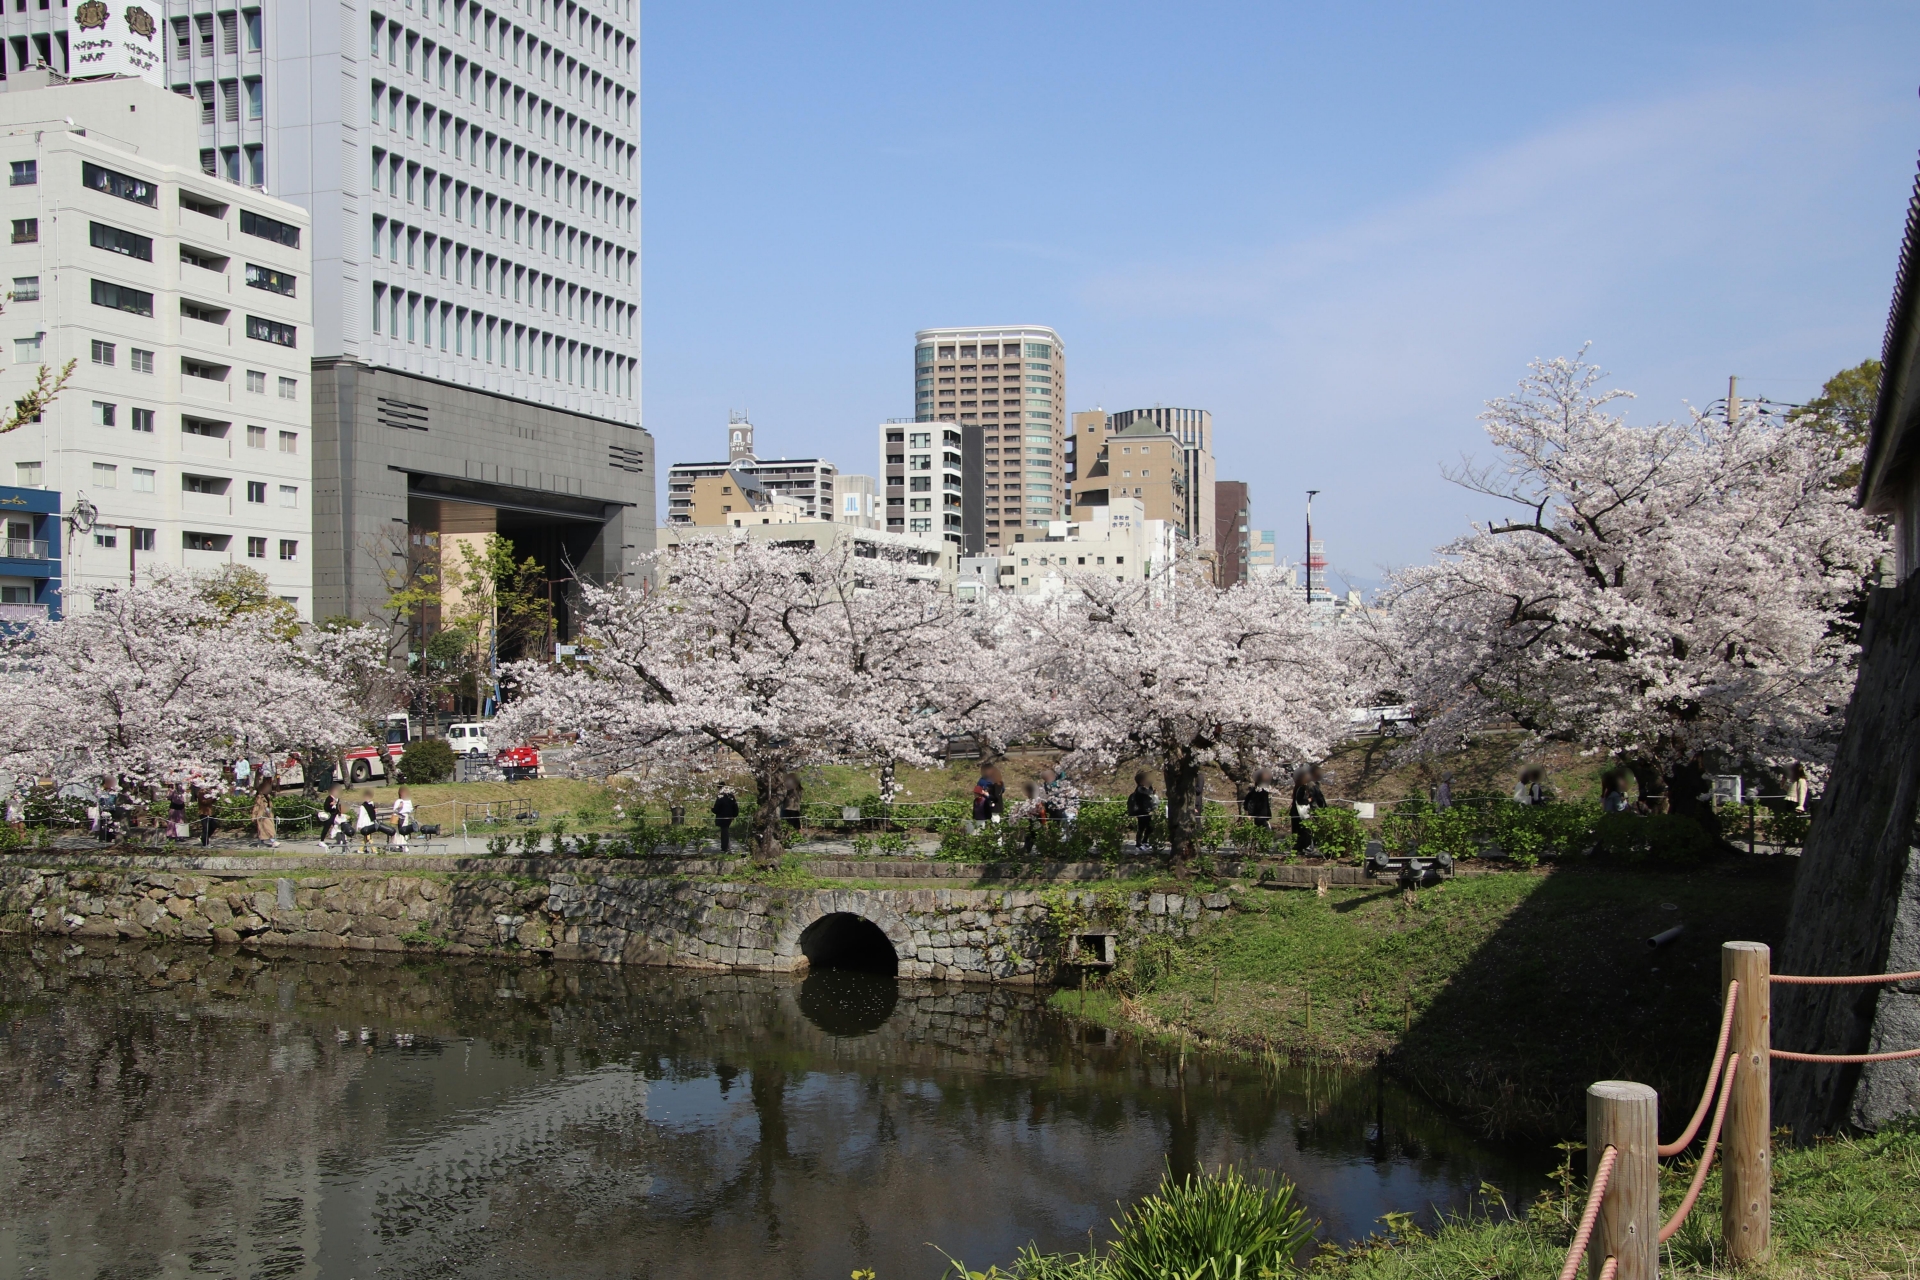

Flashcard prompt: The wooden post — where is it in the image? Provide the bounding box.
[1587,1081,1659,1280]
[1722,941,1771,1263]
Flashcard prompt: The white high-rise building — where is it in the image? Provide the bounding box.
[0,73,314,612]
[880,419,961,545]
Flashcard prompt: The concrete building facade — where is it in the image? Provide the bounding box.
[1214,479,1249,589]
[663,519,956,590]
[881,419,960,546]
[0,73,314,612]
[912,325,1063,550]
[1068,411,1189,540]
[668,420,837,528]
[956,499,1176,600]
[1108,406,1213,554]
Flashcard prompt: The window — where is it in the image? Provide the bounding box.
[246,369,266,393]
[182,417,229,437]
[132,408,155,433]
[92,280,154,317]
[91,401,116,427]
[182,299,230,325]
[11,219,37,244]
[90,222,154,260]
[279,539,298,561]
[246,316,296,347]
[279,485,298,508]
[245,10,262,49]
[240,209,300,247]
[132,468,155,493]
[247,425,266,448]
[246,536,267,559]
[180,190,228,219]
[15,462,42,487]
[246,79,263,120]
[93,462,118,488]
[180,245,228,272]
[14,337,42,363]
[133,528,156,552]
[9,277,38,302]
[184,532,230,552]
[131,348,155,374]
[182,359,230,382]
[95,531,119,549]
[246,480,266,503]
[91,340,116,366]
[8,160,35,186]
[277,430,298,453]
[82,162,157,207]
[244,263,295,295]
[278,376,298,399]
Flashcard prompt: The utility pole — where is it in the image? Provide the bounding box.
[1728,375,1740,426]
[1304,490,1319,607]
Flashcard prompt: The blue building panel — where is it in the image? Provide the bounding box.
[0,486,64,621]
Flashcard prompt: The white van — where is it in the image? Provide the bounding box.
[445,723,492,756]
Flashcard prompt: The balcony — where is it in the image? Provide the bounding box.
[1,538,49,560]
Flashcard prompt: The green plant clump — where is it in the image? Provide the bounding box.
[1589,811,1712,866]
[398,737,457,785]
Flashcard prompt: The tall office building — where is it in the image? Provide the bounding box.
[1214,480,1249,589]
[911,325,1062,551]
[0,73,314,612]
[1107,407,1213,554]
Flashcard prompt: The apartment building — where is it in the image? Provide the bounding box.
[667,418,837,527]
[834,473,879,529]
[1107,407,1214,549]
[662,519,956,591]
[1068,411,1190,539]
[956,499,1177,600]
[0,73,313,611]
[911,325,1064,551]
[0,483,63,619]
[880,419,961,545]
[1215,480,1249,589]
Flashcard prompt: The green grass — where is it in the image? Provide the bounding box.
[1052,861,1793,1140]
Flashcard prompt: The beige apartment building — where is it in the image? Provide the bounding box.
[910,325,1064,552]
[1108,407,1215,554]
[1068,410,1190,538]
[667,416,837,527]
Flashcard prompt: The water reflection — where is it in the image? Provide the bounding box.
[0,940,1548,1279]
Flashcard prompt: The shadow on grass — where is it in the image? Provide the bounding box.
[1391,857,1794,1142]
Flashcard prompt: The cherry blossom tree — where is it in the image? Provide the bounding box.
[493,537,973,863]
[1021,559,1350,868]
[0,573,361,795]
[1365,354,1884,796]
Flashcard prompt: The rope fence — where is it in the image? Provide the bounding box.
[1555,1144,1617,1280]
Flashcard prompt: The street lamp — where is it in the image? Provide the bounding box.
[63,494,138,588]
[1304,489,1319,607]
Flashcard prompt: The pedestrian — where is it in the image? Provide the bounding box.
[1126,772,1157,850]
[1020,781,1047,857]
[1601,770,1632,815]
[779,771,803,829]
[233,755,252,793]
[196,785,217,847]
[1433,773,1454,811]
[354,790,388,850]
[390,785,415,851]
[712,785,739,854]
[1785,763,1811,814]
[1242,770,1273,829]
[167,783,189,842]
[1513,768,1547,806]
[972,767,993,822]
[5,790,25,837]
[1291,766,1324,855]
[985,764,1006,821]
[318,785,346,848]
[252,776,278,847]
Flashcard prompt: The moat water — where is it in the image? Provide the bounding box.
[0,941,1549,1279]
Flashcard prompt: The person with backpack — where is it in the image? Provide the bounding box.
[712,786,739,854]
[1242,770,1274,829]
[1126,772,1157,850]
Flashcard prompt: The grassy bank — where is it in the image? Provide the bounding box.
[1051,860,1794,1140]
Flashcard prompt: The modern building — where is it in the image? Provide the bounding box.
[1247,528,1279,579]
[834,473,879,529]
[912,326,1064,551]
[880,419,961,546]
[0,72,313,612]
[662,519,956,590]
[1107,407,1214,553]
[0,483,63,619]
[668,419,837,527]
[955,498,1176,600]
[1214,480,1250,589]
[1068,411,1190,539]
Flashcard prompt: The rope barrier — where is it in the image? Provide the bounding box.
[1770,1046,1920,1063]
[1556,1144,1617,1280]
[1595,1256,1618,1280]
[1660,980,1738,1157]
[1772,970,1920,985]
[1659,1053,1736,1242]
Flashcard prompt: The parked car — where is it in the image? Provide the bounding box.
[496,744,541,782]
[446,723,492,756]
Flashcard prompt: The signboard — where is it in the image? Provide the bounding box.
[68,1,164,85]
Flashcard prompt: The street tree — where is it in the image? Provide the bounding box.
[1023,560,1349,869]
[493,538,968,863]
[1367,354,1884,796]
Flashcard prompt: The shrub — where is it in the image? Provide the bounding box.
[1591,812,1713,866]
[1105,1165,1315,1280]
[1303,806,1366,860]
[1760,806,1810,848]
[1418,804,1481,859]
[399,737,456,785]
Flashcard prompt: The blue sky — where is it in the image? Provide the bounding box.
[641,2,1920,588]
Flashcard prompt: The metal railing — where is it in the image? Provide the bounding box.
[2,538,49,560]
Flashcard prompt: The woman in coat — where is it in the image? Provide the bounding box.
[712,787,739,854]
[1126,772,1156,850]
[1242,770,1273,829]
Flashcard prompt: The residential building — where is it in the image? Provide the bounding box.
[1247,529,1279,579]
[662,519,956,590]
[955,498,1176,600]
[0,73,312,612]
[912,326,1064,550]
[1107,407,1214,548]
[668,419,837,526]
[1215,480,1249,589]
[1068,411,1189,539]
[0,483,63,619]
[834,473,880,529]
[880,419,961,545]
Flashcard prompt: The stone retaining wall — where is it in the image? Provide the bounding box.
[0,858,1242,983]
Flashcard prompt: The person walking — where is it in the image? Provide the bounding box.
[1433,773,1454,811]
[389,786,415,852]
[252,778,278,847]
[985,764,1007,821]
[712,786,739,854]
[232,755,252,793]
[1242,770,1273,829]
[972,768,994,822]
[1290,767,1324,855]
[196,786,218,847]
[1126,772,1157,850]
[166,784,189,843]
[1019,781,1048,857]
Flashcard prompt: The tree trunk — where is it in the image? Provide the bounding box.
[1163,747,1205,873]
[1625,758,1667,811]
[1774,571,1920,1140]
[752,767,786,867]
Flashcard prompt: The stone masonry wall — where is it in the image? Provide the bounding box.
[0,859,1235,982]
